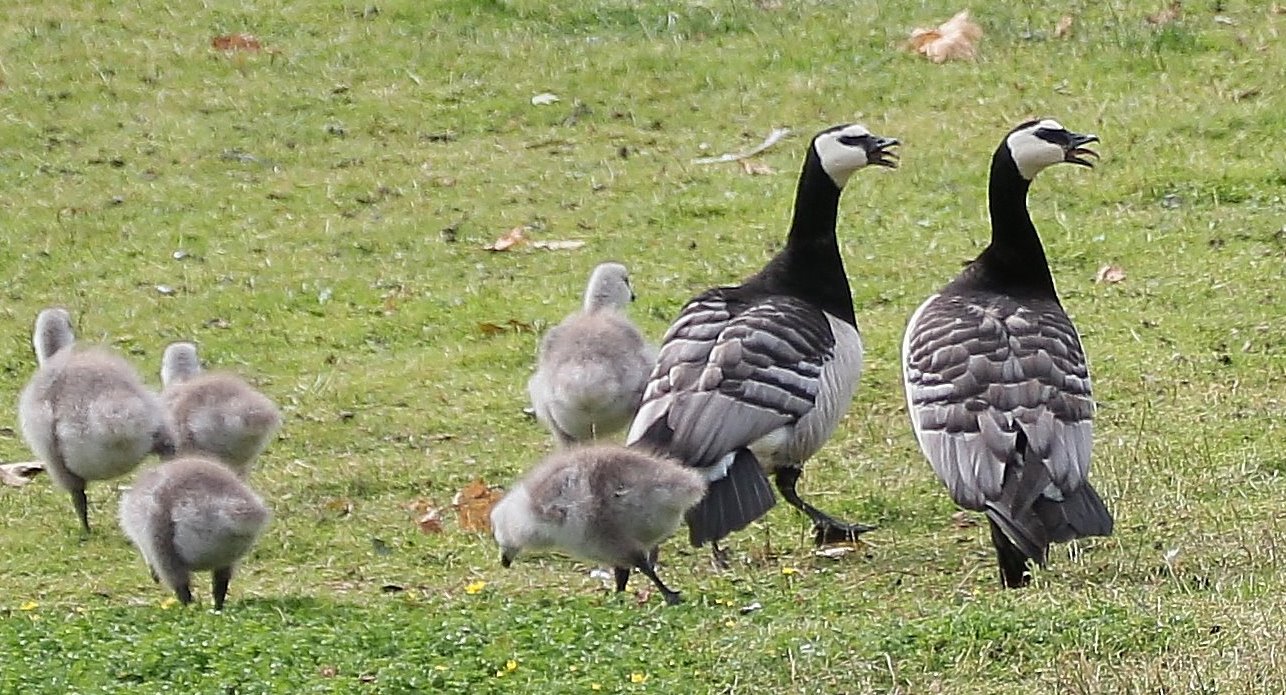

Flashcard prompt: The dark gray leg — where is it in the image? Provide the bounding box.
[173,581,194,606]
[212,567,234,610]
[710,541,730,570]
[71,489,90,534]
[613,566,631,593]
[631,552,682,606]
[774,467,876,545]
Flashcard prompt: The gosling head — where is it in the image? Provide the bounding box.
[161,342,203,387]
[1004,118,1099,181]
[490,486,545,568]
[32,308,76,366]
[812,123,900,188]
[582,262,635,313]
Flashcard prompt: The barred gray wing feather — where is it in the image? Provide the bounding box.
[627,291,835,471]
[902,292,1094,510]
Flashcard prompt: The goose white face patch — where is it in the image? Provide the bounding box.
[1006,119,1068,180]
[813,124,872,188]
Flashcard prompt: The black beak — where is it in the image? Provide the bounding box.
[500,551,514,568]
[1064,132,1099,168]
[865,135,900,168]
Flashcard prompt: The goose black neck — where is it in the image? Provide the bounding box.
[752,148,856,325]
[971,145,1057,296]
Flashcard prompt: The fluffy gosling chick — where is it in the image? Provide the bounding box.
[528,262,655,447]
[161,342,281,477]
[18,308,174,532]
[119,456,271,610]
[491,444,707,605]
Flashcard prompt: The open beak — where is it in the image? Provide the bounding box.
[865,135,900,169]
[1064,132,1099,168]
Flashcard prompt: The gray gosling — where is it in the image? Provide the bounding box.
[491,444,707,605]
[119,456,271,610]
[161,342,282,477]
[528,262,655,447]
[18,308,175,533]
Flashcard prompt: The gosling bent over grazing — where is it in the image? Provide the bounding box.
[119,456,271,610]
[491,445,706,605]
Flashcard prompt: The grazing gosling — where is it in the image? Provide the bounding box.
[119,456,271,610]
[491,445,706,605]
[18,308,174,532]
[528,262,655,447]
[161,342,282,477]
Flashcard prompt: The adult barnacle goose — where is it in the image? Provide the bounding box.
[528,262,655,447]
[901,119,1114,588]
[627,124,898,556]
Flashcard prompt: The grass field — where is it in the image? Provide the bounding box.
[1,0,1283,692]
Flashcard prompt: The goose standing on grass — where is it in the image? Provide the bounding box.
[18,308,174,533]
[901,119,1114,588]
[491,445,706,605]
[161,342,282,476]
[528,262,654,447]
[626,124,898,559]
[119,456,271,610]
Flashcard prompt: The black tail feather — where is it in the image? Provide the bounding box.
[988,518,1033,588]
[984,426,1115,588]
[1038,480,1114,543]
[686,450,776,547]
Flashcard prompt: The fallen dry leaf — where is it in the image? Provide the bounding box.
[484,226,528,252]
[692,127,791,165]
[530,92,560,106]
[1146,1,1182,25]
[951,510,978,529]
[907,10,983,63]
[407,498,445,534]
[739,159,776,176]
[477,319,535,337]
[453,479,504,533]
[1095,263,1127,284]
[1054,14,1075,39]
[211,33,262,52]
[322,497,353,517]
[530,239,587,251]
[0,461,44,488]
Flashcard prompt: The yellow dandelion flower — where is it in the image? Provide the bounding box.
[506,660,518,672]
[464,581,487,595]
[160,597,179,609]
[591,684,602,691]
[19,601,38,611]
[780,567,798,576]
[630,672,647,684]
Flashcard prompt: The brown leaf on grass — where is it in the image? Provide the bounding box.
[478,319,535,337]
[1146,1,1182,25]
[323,497,353,517]
[739,159,776,176]
[407,499,445,534]
[1274,4,1286,15]
[0,461,44,488]
[907,10,983,63]
[1095,263,1127,284]
[1054,15,1075,39]
[484,226,528,251]
[453,479,504,533]
[530,239,587,251]
[951,511,978,529]
[211,33,263,52]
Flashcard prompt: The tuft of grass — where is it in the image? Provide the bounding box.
[2,0,1285,691]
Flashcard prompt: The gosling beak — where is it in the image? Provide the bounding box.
[865,135,900,169]
[1064,132,1099,168]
